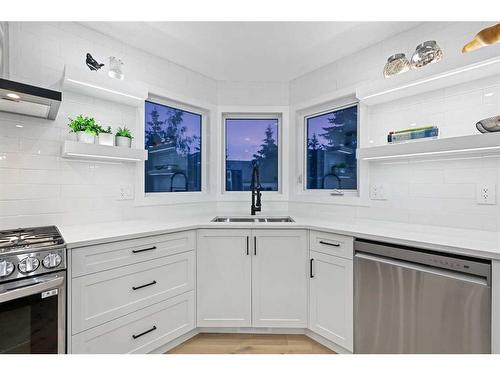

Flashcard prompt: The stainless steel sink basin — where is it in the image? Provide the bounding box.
[211,216,294,223]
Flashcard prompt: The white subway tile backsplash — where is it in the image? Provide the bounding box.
[0,169,19,183]
[409,169,445,184]
[18,169,61,184]
[0,136,20,153]
[444,168,499,184]
[0,184,60,200]
[409,183,475,199]
[19,139,61,156]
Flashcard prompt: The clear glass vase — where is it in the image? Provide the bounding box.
[108,56,124,80]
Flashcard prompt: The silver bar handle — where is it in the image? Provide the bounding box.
[0,275,65,303]
[355,252,489,286]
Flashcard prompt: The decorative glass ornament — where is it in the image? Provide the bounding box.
[383,53,411,78]
[410,41,443,69]
[108,56,124,80]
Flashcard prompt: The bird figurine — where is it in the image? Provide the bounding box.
[85,53,105,71]
[462,23,500,53]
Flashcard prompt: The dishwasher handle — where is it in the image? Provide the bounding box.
[355,252,490,287]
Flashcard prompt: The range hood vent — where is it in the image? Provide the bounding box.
[0,78,61,120]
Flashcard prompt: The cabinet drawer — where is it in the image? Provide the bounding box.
[310,231,353,259]
[71,291,195,354]
[72,251,195,334]
[71,230,195,277]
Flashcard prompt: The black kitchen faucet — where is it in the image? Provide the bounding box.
[250,161,262,215]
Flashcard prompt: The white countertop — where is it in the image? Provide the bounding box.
[59,215,500,259]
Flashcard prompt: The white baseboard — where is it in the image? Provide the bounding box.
[149,329,199,354]
[305,330,352,354]
[198,327,307,335]
[156,327,353,354]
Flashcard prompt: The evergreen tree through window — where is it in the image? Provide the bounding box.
[225,118,279,192]
[306,105,358,190]
[144,101,202,193]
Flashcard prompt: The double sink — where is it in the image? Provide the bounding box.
[211,216,295,223]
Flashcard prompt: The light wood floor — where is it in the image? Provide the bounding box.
[167,333,336,354]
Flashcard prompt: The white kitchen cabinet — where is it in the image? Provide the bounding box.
[309,250,353,351]
[197,229,252,327]
[71,230,195,277]
[310,230,353,259]
[72,291,195,354]
[197,229,308,328]
[252,230,308,328]
[72,250,195,334]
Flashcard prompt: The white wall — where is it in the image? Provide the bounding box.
[289,21,500,231]
[0,22,218,228]
[2,21,500,231]
[217,81,289,106]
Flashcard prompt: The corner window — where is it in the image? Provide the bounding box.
[225,117,280,192]
[145,100,202,193]
[306,104,358,190]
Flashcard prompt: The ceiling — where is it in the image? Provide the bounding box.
[83,22,420,82]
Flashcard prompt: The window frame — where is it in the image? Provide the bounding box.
[302,100,361,197]
[144,99,203,194]
[135,94,210,206]
[222,112,283,195]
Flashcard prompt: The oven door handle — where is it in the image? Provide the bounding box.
[0,274,65,303]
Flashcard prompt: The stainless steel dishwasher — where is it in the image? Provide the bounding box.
[354,239,491,354]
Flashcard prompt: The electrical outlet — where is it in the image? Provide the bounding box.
[476,184,496,205]
[370,184,387,200]
[118,185,134,200]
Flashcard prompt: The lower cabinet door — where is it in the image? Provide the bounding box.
[197,229,252,327]
[309,250,353,351]
[252,230,308,328]
[71,291,195,354]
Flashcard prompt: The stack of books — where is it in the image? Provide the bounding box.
[387,126,439,143]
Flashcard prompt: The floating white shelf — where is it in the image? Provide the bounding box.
[61,140,148,163]
[62,65,148,106]
[357,132,500,161]
[357,54,500,106]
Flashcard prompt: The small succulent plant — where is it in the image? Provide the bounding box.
[116,126,133,139]
[99,125,113,134]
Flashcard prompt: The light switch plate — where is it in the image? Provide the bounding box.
[370,184,387,200]
[118,185,134,200]
[476,184,496,205]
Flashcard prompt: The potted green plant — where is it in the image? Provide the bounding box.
[68,115,100,144]
[97,125,114,146]
[115,126,133,148]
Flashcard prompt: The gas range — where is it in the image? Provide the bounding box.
[0,226,66,283]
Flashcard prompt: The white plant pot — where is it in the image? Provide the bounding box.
[116,136,132,148]
[98,133,115,146]
[76,131,96,144]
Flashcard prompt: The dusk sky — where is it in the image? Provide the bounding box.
[307,106,357,148]
[307,111,340,147]
[225,119,278,161]
[145,101,201,151]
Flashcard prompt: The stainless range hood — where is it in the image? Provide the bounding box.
[0,78,62,120]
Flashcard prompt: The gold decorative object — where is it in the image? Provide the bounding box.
[462,23,500,53]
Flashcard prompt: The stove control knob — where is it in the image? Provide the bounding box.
[18,256,40,274]
[42,253,62,269]
[0,260,15,278]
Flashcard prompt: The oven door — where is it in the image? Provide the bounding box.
[0,271,66,354]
